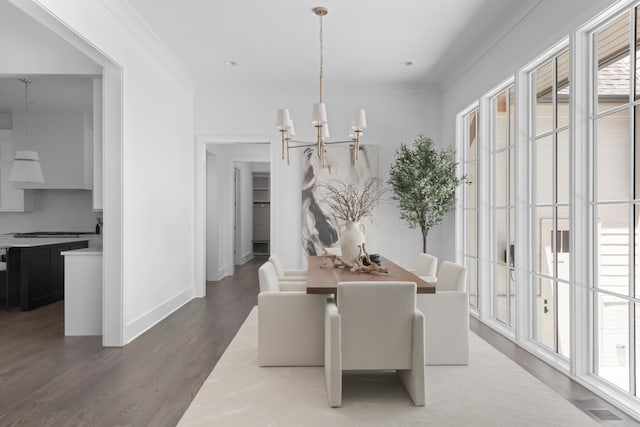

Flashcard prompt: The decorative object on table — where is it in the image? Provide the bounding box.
[388,134,468,253]
[319,177,385,263]
[321,244,388,274]
[275,6,367,167]
[361,253,381,266]
[301,145,378,258]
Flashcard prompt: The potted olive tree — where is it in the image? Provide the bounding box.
[388,134,468,253]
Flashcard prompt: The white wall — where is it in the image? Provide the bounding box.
[252,162,269,173]
[13,0,197,344]
[440,0,619,263]
[0,190,96,234]
[196,85,441,270]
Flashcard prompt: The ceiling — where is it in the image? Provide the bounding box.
[126,0,542,91]
[0,1,542,111]
[0,76,93,112]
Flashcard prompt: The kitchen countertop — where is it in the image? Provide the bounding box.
[61,248,103,256]
[0,237,93,248]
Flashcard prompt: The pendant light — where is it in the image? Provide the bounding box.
[10,78,44,184]
[276,7,367,167]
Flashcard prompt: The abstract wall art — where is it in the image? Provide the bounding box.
[301,145,378,257]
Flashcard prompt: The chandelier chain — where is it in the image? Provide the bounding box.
[319,12,323,103]
[20,78,32,148]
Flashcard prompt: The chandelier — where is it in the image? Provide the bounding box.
[276,6,367,167]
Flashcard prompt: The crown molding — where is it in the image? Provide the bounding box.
[98,0,197,92]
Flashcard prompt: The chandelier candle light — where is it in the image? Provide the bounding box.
[10,78,44,184]
[276,6,367,167]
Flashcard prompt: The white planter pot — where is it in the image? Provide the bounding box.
[339,221,366,263]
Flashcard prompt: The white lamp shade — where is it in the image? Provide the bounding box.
[312,102,328,125]
[322,125,330,139]
[287,119,296,137]
[352,109,367,130]
[10,150,44,183]
[276,108,291,130]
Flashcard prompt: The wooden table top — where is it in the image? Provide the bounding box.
[306,255,436,294]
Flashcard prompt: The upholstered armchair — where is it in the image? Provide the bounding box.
[258,261,325,366]
[416,261,469,365]
[324,281,426,407]
[269,254,307,281]
[414,253,438,283]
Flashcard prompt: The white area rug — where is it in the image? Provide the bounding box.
[179,308,597,426]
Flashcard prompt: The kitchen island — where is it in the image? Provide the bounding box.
[61,247,103,335]
[0,237,90,310]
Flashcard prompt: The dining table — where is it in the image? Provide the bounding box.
[305,255,436,294]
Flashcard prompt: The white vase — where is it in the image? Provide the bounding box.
[339,221,366,263]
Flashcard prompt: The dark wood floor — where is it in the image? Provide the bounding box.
[1,256,638,426]
[471,319,640,425]
[0,257,263,427]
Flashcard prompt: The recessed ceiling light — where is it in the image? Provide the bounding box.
[224,60,238,67]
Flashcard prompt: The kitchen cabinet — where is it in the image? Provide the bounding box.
[6,240,89,311]
[0,129,33,212]
[92,78,103,211]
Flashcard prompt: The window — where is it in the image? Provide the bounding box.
[454,0,640,417]
[590,8,640,394]
[490,84,516,328]
[463,108,479,310]
[530,48,571,359]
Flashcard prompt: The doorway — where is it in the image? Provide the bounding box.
[234,167,241,265]
[201,142,271,285]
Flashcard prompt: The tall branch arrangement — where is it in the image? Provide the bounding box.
[319,177,385,223]
[388,134,468,253]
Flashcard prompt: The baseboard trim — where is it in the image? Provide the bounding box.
[125,287,193,344]
[238,252,254,265]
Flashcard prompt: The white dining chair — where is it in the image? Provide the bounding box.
[258,261,325,366]
[416,261,468,365]
[414,253,438,283]
[324,281,426,407]
[269,253,307,282]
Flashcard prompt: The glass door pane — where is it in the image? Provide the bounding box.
[535,276,555,349]
[596,13,630,114]
[495,263,509,324]
[595,110,631,202]
[557,281,570,358]
[596,292,630,391]
[468,257,478,309]
[595,204,630,296]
